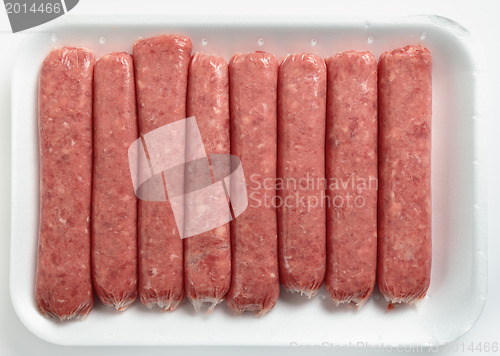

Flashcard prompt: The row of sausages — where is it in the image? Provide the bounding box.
[35,35,432,320]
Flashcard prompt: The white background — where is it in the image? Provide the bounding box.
[1,0,498,355]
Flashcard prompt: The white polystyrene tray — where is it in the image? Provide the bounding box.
[10,14,487,347]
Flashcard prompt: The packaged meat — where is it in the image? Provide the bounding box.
[184,53,231,312]
[226,51,280,316]
[11,15,486,346]
[324,51,378,307]
[133,35,192,310]
[35,47,95,320]
[92,52,138,311]
[277,53,326,297]
[377,45,432,305]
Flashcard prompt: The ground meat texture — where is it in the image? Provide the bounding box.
[92,52,138,311]
[325,51,378,307]
[226,52,279,316]
[277,54,326,297]
[184,53,231,312]
[36,47,95,320]
[377,46,432,305]
[133,35,192,310]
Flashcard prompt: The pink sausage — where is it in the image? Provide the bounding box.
[377,46,432,305]
[36,47,95,320]
[92,52,138,311]
[226,52,279,316]
[277,53,326,297]
[133,35,192,311]
[184,53,231,312]
[325,51,378,307]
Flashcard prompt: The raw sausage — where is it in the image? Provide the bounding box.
[325,51,378,307]
[133,35,192,310]
[184,53,231,312]
[377,45,432,305]
[226,52,279,316]
[92,52,138,311]
[36,47,95,320]
[277,53,326,297]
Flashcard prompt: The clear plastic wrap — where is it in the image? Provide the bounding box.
[184,53,231,313]
[133,35,192,311]
[377,45,432,306]
[324,51,378,308]
[225,52,280,316]
[277,53,327,298]
[92,52,138,311]
[36,47,95,320]
[11,15,486,346]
